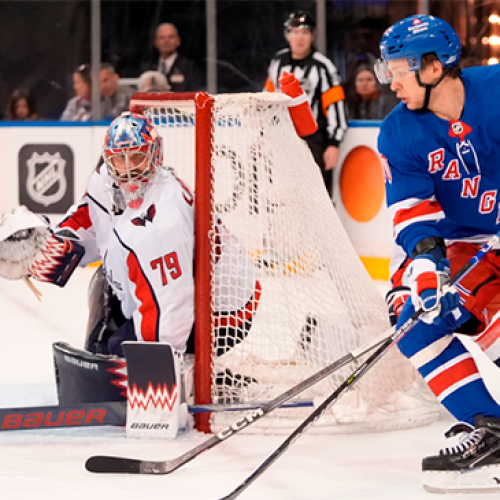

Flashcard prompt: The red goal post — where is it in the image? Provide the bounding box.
[131,92,214,432]
[130,91,440,435]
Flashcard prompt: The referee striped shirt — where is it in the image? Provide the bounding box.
[264,48,348,146]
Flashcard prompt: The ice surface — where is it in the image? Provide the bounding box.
[0,268,498,500]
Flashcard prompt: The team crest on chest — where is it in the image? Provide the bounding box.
[131,204,156,227]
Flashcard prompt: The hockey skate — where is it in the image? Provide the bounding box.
[422,415,500,493]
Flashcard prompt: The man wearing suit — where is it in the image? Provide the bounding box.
[154,23,204,92]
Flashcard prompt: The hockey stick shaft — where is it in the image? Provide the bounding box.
[218,233,500,500]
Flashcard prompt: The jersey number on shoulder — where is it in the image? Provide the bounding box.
[150,252,182,286]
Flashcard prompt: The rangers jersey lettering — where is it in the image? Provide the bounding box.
[378,65,500,257]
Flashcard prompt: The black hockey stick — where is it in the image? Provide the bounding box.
[85,233,500,476]
[215,234,500,500]
[0,398,313,432]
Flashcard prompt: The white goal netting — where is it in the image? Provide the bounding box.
[137,92,439,433]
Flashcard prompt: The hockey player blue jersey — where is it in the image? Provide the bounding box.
[378,64,500,258]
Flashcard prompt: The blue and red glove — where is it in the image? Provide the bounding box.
[405,255,460,325]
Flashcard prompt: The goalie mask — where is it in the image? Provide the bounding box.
[103,112,163,209]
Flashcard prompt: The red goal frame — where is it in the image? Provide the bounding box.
[130,92,215,432]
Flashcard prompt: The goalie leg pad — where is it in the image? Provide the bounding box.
[53,341,127,405]
[123,341,191,439]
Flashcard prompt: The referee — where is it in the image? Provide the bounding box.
[264,11,348,198]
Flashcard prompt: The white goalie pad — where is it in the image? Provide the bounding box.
[0,206,50,280]
[123,341,191,439]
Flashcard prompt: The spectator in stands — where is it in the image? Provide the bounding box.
[264,11,348,198]
[98,63,135,121]
[147,22,204,92]
[347,64,398,120]
[5,88,38,120]
[60,64,92,121]
[137,70,170,92]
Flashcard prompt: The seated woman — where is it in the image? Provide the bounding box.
[60,63,92,121]
[5,88,38,120]
[347,64,398,120]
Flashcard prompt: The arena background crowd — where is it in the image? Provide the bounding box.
[0,0,481,122]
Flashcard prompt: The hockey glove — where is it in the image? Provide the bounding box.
[0,206,84,286]
[385,285,410,326]
[406,256,460,325]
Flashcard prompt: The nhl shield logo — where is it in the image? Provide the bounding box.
[26,152,67,206]
[19,144,74,213]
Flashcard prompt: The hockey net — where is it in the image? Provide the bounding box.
[130,92,440,434]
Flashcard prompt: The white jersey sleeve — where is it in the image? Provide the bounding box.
[57,165,118,266]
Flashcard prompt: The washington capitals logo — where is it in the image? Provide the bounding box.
[131,204,156,227]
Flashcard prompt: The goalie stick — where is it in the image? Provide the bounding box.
[214,234,500,500]
[0,401,126,431]
[0,399,313,432]
[84,231,500,477]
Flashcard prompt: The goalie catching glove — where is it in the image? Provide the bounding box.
[405,252,460,325]
[0,206,84,286]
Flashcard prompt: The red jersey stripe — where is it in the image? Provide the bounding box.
[59,203,92,231]
[127,252,159,342]
[393,199,443,229]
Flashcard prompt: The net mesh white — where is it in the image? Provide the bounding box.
[139,92,439,433]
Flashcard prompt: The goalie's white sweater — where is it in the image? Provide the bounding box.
[57,165,258,351]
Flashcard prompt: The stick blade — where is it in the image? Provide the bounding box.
[85,456,143,474]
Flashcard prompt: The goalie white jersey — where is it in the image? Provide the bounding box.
[58,165,258,351]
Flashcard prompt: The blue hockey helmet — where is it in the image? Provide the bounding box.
[375,15,461,84]
[103,112,163,208]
